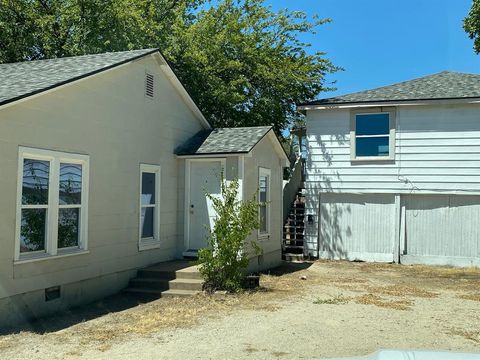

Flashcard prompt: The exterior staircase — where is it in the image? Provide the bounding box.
[124,260,203,298]
[282,188,306,262]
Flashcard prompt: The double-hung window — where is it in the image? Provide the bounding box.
[351,109,395,160]
[139,164,161,250]
[258,167,271,237]
[16,147,89,261]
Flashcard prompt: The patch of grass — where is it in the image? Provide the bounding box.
[367,285,438,298]
[96,343,112,352]
[271,350,289,357]
[243,344,259,354]
[313,295,351,305]
[65,350,82,357]
[332,277,369,284]
[48,272,314,351]
[354,293,413,311]
[0,268,320,355]
[448,328,480,344]
[459,293,480,302]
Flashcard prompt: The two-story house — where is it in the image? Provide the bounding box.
[299,71,480,267]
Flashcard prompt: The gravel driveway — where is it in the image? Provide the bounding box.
[1,260,480,359]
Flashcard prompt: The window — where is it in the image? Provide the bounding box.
[258,168,271,237]
[15,147,89,261]
[351,110,395,160]
[139,164,161,250]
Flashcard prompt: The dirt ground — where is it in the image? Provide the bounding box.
[1,260,480,359]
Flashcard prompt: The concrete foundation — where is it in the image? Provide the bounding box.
[0,269,136,328]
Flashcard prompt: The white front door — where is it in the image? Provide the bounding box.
[187,160,223,250]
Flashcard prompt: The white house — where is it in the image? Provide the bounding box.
[299,71,480,267]
[0,49,288,324]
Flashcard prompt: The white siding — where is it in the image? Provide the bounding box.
[306,105,480,193]
[305,104,480,256]
[317,193,395,262]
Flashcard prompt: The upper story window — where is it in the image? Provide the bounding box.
[16,147,89,262]
[351,109,395,160]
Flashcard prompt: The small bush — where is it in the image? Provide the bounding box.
[198,174,262,293]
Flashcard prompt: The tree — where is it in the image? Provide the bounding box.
[0,0,337,131]
[464,0,480,53]
[167,0,338,131]
[0,0,201,61]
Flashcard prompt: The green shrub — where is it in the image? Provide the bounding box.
[198,174,262,293]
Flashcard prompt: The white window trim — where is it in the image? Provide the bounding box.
[258,167,271,239]
[15,147,89,263]
[139,164,161,251]
[350,108,396,161]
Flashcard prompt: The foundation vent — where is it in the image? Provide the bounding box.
[45,286,61,302]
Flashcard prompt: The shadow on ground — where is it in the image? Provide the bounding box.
[0,292,157,336]
[262,261,314,277]
[1,262,314,336]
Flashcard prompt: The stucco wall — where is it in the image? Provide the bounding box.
[0,54,206,301]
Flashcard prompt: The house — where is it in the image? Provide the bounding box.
[0,49,288,324]
[299,71,480,267]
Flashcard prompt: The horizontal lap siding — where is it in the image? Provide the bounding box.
[305,104,480,256]
[307,106,480,193]
[0,56,206,298]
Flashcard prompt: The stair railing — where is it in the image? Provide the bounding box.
[282,157,304,222]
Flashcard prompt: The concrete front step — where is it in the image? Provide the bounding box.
[283,253,305,262]
[169,278,203,291]
[124,260,204,297]
[137,269,203,280]
[161,289,201,298]
[124,287,163,296]
[130,278,169,290]
[128,278,203,292]
[124,287,201,298]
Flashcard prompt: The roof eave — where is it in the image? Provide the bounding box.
[0,49,213,130]
[176,151,250,158]
[298,96,480,110]
[0,48,160,110]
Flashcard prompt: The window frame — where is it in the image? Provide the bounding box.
[258,167,271,239]
[350,108,396,161]
[15,147,89,262]
[139,164,161,251]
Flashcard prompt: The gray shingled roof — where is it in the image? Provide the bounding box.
[303,71,480,105]
[175,126,273,155]
[0,49,158,106]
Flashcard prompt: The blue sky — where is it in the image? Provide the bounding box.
[265,0,480,99]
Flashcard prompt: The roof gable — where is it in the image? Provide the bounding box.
[175,126,272,155]
[301,71,480,106]
[0,49,157,106]
[175,126,288,161]
[0,49,211,129]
